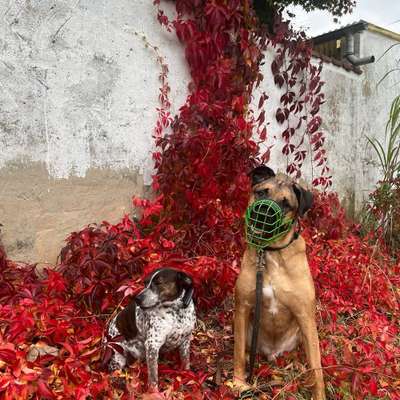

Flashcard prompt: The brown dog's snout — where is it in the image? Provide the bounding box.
[254,215,275,236]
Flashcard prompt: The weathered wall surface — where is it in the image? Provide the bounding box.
[253,49,361,215]
[0,0,188,180]
[1,1,399,262]
[0,0,189,263]
[358,30,400,201]
[254,29,400,215]
[0,163,144,264]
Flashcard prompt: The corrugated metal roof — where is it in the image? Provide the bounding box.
[310,20,400,74]
[312,20,368,45]
[312,20,400,44]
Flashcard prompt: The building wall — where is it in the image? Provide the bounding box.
[359,30,400,203]
[1,1,399,262]
[0,0,189,263]
[254,29,400,215]
[253,49,362,215]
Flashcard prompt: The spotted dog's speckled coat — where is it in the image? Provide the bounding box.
[105,269,196,391]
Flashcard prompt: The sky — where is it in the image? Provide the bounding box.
[287,0,400,37]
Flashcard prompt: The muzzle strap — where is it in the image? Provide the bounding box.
[263,223,300,251]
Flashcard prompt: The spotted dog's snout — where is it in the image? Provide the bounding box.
[135,291,145,306]
[135,287,159,309]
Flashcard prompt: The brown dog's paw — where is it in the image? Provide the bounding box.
[142,391,165,400]
[232,378,253,393]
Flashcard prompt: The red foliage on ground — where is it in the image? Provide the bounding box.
[303,193,400,399]
[1,193,400,399]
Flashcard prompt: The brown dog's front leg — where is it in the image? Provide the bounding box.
[233,302,251,390]
[298,316,326,400]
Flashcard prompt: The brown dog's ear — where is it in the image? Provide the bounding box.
[249,165,275,186]
[293,184,313,217]
[178,272,194,308]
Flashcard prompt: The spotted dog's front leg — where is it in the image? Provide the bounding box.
[109,351,127,372]
[145,338,163,392]
[179,337,191,370]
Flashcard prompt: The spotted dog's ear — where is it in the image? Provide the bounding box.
[249,165,275,186]
[143,268,161,288]
[178,272,194,308]
[293,184,313,217]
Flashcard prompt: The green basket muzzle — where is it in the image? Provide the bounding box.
[245,199,293,249]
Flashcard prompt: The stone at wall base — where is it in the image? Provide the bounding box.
[0,162,145,265]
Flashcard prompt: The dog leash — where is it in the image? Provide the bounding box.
[247,228,300,383]
[248,249,266,383]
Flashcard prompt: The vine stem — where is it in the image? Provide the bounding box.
[126,28,173,139]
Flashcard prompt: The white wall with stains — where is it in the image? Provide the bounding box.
[254,29,400,214]
[0,0,188,183]
[359,30,400,199]
[0,0,190,262]
[254,55,362,212]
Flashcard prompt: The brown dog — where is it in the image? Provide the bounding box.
[233,166,325,399]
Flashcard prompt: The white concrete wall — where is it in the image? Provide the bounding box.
[253,29,400,213]
[252,49,361,212]
[0,0,189,183]
[359,30,400,201]
[0,0,190,262]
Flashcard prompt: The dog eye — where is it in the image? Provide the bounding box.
[255,189,268,198]
[281,198,290,209]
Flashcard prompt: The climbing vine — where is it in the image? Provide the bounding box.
[270,18,330,186]
[151,0,331,274]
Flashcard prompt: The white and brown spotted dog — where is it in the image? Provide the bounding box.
[105,268,196,392]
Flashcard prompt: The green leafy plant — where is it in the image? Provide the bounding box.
[364,95,400,252]
[376,43,400,87]
[367,95,400,182]
[254,0,356,18]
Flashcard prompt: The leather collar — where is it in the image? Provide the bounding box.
[262,222,300,252]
